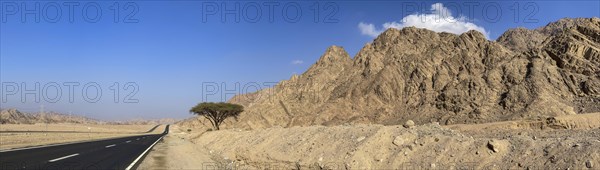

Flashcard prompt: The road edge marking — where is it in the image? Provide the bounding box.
[125,135,165,170]
[48,153,79,162]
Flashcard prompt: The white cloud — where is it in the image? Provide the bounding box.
[358,22,379,37]
[358,3,489,39]
[291,60,304,65]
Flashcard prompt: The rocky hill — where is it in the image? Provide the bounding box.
[0,109,100,124]
[0,109,38,124]
[196,17,600,130]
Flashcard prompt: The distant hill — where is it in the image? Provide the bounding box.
[0,109,99,124]
[0,109,178,125]
[108,118,177,125]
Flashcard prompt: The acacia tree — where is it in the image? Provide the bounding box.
[190,102,243,130]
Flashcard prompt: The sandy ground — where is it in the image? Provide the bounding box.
[172,113,600,169]
[0,124,164,150]
[138,125,215,169]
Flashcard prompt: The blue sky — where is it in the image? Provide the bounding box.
[1,0,598,120]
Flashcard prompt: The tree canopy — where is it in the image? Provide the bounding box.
[190,102,243,130]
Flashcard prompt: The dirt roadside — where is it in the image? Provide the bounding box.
[138,125,216,169]
[179,113,600,169]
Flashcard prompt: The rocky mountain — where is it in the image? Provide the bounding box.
[217,17,600,130]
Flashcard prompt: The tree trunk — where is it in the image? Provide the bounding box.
[215,120,221,130]
[203,115,217,130]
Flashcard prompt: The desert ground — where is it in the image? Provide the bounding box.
[0,124,164,150]
[138,113,600,169]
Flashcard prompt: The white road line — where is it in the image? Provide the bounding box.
[136,138,140,140]
[125,136,165,170]
[126,140,131,143]
[105,144,116,148]
[48,153,79,162]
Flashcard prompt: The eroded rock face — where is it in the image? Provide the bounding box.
[497,27,547,53]
[497,18,599,54]
[225,18,600,129]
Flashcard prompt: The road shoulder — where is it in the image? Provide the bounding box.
[138,125,215,169]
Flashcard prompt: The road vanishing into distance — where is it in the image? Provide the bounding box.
[0,125,169,170]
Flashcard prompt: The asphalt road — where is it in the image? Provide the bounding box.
[0,125,169,170]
